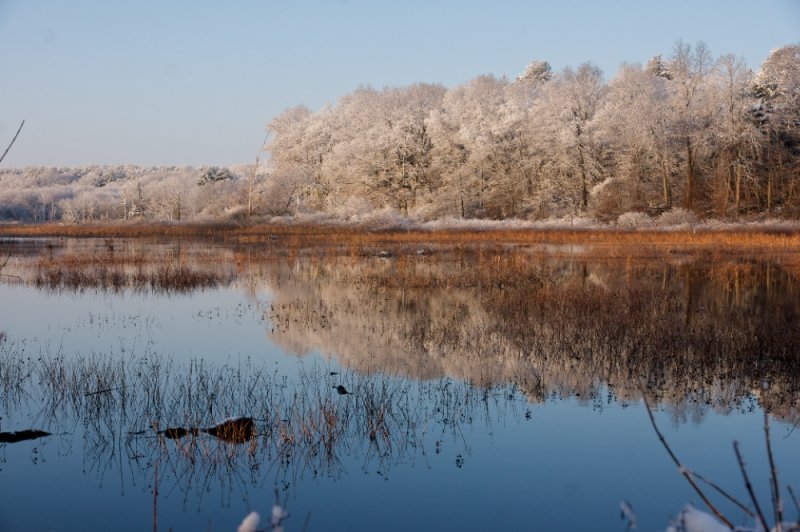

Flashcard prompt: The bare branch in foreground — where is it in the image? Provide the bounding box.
[733,441,770,532]
[0,120,25,165]
[788,485,800,516]
[642,395,735,529]
[764,410,784,531]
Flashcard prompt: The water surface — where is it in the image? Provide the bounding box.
[0,237,798,531]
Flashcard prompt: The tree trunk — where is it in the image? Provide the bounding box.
[578,146,588,210]
[734,162,741,215]
[660,156,671,208]
[685,137,694,210]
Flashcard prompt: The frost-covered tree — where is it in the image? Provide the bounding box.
[516,60,552,84]
[535,63,606,214]
[427,75,512,218]
[753,45,800,215]
[664,41,717,211]
[707,54,761,216]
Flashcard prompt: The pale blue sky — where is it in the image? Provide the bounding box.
[1,0,798,167]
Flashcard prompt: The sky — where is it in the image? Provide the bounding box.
[0,0,798,168]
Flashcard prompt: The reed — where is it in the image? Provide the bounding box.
[1,221,799,256]
[0,343,519,508]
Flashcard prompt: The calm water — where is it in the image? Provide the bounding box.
[0,237,798,531]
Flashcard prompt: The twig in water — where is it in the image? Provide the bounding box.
[300,511,312,532]
[153,459,159,532]
[642,395,734,529]
[733,441,770,532]
[620,500,636,531]
[85,387,118,397]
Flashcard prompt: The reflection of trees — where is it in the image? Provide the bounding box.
[264,253,800,420]
[2,237,799,421]
[0,347,516,506]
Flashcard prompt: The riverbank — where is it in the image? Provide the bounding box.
[1,218,799,253]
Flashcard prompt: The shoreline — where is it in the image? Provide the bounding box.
[0,220,799,254]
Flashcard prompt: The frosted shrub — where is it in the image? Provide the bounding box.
[616,211,654,229]
[331,196,374,219]
[355,206,411,230]
[655,208,698,228]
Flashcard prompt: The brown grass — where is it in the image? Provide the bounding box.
[1,221,799,255]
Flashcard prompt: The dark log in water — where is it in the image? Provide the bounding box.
[201,417,255,443]
[156,418,255,444]
[0,429,51,444]
[159,427,199,440]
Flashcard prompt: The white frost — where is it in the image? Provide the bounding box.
[666,505,728,532]
[237,511,261,532]
[272,504,289,526]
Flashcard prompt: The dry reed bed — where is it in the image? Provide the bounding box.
[1,222,800,255]
[28,255,233,293]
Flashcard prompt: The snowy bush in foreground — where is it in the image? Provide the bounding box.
[665,505,729,532]
[663,505,800,532]
[237,502,289,532]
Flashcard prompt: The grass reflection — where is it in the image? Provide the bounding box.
[0,343,523,507]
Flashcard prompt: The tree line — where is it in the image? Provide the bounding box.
[266,42,799,221]
[1,42,797,224]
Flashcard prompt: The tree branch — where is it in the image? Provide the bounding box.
[0,120,25,165]
[734,440,770,532]
[764,410,784,531]
[642,395,735,529]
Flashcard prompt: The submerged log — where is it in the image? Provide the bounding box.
[201,417,255,443]
[160,427,199,440]
[153,417,255,443]
[0,429,51,444]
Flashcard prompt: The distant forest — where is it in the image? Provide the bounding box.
[1,42,798,225]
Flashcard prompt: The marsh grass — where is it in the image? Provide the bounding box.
[1,221,800,257]
[20,250,235,292]
[0,343,520,508]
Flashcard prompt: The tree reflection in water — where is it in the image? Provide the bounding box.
[262,250,800,423]
[1,236,799,524]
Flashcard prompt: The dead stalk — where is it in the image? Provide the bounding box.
[764,410,784,530]
[642,395,735,529]
[733,441,770,532]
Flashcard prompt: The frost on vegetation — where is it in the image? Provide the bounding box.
[350,206,414,230]
[665,505,729,532]
[2,45,799,226]
[237,511,260,532]
[237,503,288,532]
[271,504,289,529]
[620,500,637,530]
[655,208,699,229]
[617,211,655,229]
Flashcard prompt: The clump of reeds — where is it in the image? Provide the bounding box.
[29,257,232,293]
[0,343,524,506]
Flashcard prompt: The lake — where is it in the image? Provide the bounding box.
[0,235,798,531]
